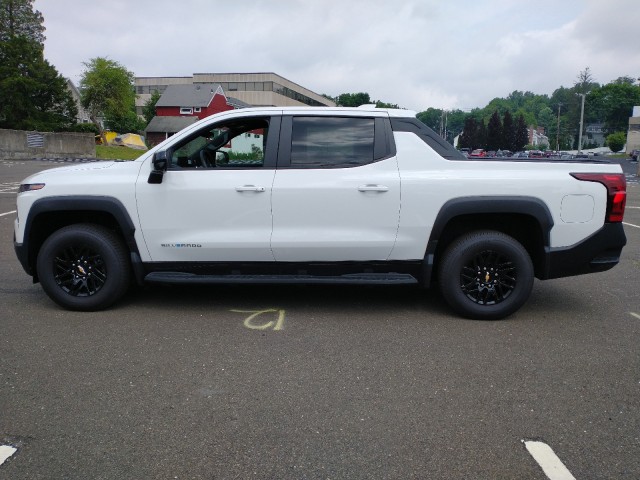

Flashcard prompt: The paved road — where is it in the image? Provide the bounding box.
[1,159,639,479]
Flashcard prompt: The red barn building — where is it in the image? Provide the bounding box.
[145,84,250,146]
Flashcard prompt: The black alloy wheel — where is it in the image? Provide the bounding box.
[438,230,534,320]
[37,224,130,311]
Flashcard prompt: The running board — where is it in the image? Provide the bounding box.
[144,272,418,285]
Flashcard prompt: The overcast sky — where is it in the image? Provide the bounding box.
[34,0,640,112]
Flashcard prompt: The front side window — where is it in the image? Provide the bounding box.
[169,118,270,169]
[291,117,375,167]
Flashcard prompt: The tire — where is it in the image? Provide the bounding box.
[438,230,534,320]
[36,224,131,311]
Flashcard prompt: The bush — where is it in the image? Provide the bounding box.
[606,132,626,153]
[68,123,100,135]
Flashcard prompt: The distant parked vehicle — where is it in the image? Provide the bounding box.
[470,149,486,157]
[529,150,544,158]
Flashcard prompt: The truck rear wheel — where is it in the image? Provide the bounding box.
[438,230,533,320]
[36,224,130,311]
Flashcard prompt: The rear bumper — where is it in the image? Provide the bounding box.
[541,223,626,279]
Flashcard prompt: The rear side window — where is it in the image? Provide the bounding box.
[391,117,466,160]
[291,117,375,167]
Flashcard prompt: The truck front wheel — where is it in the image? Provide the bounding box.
[438,231,534,320]
[36,224,130,311]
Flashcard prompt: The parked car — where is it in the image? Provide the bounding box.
[469,149,486,157]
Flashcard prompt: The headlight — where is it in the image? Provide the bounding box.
[18,183,45,193]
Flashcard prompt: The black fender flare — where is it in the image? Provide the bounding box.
[18,196,140,277]
[421,196,554,286]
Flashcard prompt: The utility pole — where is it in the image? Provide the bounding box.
[556,103,562,151]
[444,110,448,142]
[577,94,586,153]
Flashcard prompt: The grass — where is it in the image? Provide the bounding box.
[96,145,146,160]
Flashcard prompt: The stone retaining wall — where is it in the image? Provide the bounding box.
[0,129,95,159]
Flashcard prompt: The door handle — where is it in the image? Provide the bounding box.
[358,184,389,192]
[235,185,265,192]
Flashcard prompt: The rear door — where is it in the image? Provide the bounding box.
[270,114,400,261]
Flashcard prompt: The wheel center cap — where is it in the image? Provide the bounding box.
[77,265,87,275]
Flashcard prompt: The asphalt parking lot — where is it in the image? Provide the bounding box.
[1,158,639,479]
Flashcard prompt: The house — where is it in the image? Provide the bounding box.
[585,123,606,147]
[66,79,92,125]
[154,83,247,120]
[144,116,199,147]
[528,126,549,148]
[144,84,251,146]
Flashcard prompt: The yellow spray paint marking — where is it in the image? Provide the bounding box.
[231,309,285,331]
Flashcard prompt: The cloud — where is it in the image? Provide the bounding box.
[35,0,640,112]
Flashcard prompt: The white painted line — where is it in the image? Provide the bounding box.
[626,206,640,209]
[524,440,576,480]
[623,222,640,229]
[0,210,16,217]
[0,445,17,466]
[630,312,640,320]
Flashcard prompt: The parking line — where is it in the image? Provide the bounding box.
[630,312,640,320]
[524,440,576,480]
[0,445,17,466]
[623,222,640,229]
[0,210,17,217]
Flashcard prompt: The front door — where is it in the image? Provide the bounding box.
[135,115,279,262]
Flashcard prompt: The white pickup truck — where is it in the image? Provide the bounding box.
[13,107,627,319]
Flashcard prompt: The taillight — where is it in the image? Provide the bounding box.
[571,173,626,223]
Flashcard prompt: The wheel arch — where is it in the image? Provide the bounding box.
[422,196,554,286]
[21,196,138,281]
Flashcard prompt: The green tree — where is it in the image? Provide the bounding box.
[501,110,516,152]
[335,92,371,107]
[0,0,75,130]
[458,116,478,150]
[105,107,145,134]
[0,35,77,130]
[0,0,45,44]
[486,110,502,150]
[375,100,400,109]
[575,66,599,94]
[515,115,528,151]
[589,80,640,133]
[477,119,487,150]
[79,57,137,143]
[142,89,161,125]
[417,107,442,131]
[605,131,626,153]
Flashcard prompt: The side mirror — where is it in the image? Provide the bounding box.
[148,150,168,184]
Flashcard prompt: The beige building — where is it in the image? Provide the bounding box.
[135,72,335,114]
[627,106,640,154]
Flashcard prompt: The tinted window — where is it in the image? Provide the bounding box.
[170,118,269,169]
[291,117,375,167]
